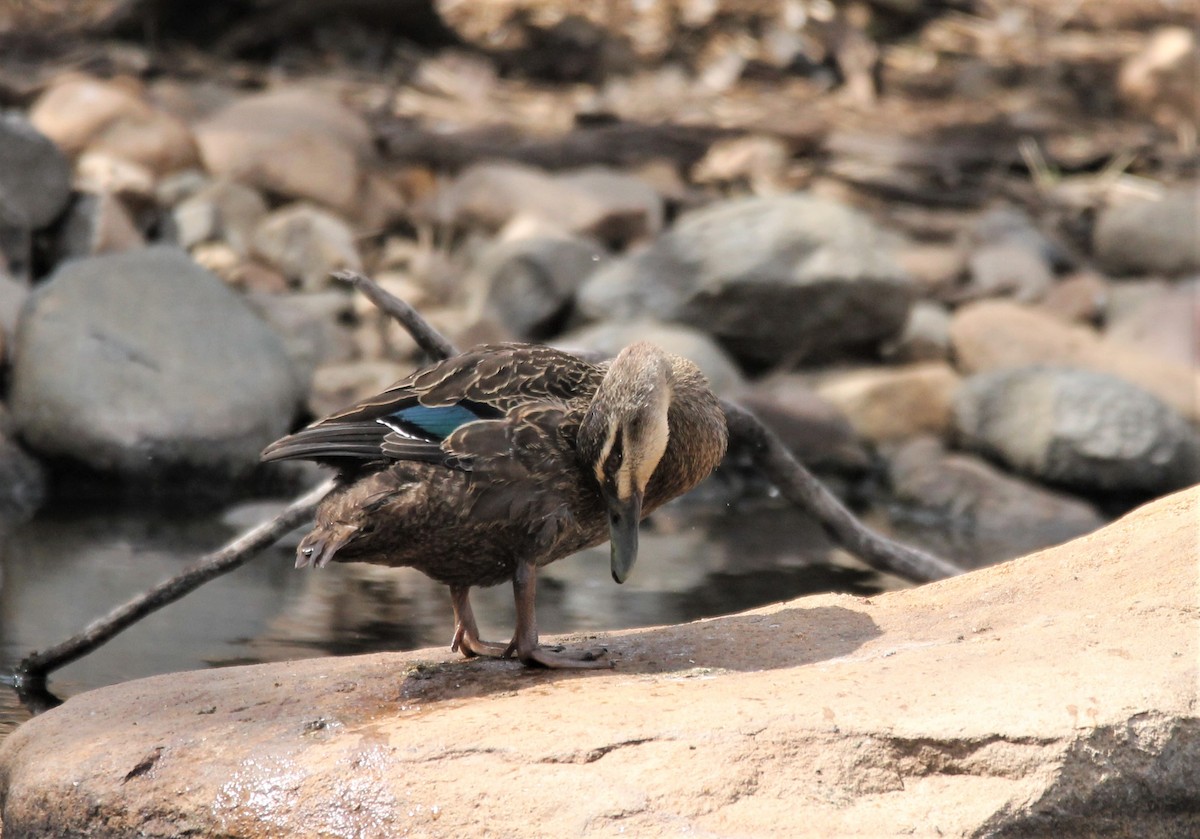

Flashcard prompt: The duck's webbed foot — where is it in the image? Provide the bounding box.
[505,561,613,670]
[449,586,509,658]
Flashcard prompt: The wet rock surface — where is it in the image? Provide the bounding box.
[1,487,1195,837]
[9,246,303,488]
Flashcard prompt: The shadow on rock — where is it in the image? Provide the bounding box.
[391,603,880,707]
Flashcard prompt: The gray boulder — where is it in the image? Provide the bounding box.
[577,194,913,366]
[736,374,870,473]
[0,424,45,519]
[954,365,1200,496]
[9,246,303,487]
[1093,185,1200,276]
[555,318,744,396]
[886,436,1104,567]
[481,234,607,338]
[0,112,72,229]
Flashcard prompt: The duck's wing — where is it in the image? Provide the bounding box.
[261,344,600,465]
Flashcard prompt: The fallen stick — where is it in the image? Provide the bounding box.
[722,401,962,582]
[12,479,334,708]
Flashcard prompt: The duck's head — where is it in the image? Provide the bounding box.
[579,342,674,585]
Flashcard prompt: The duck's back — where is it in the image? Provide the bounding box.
[264,344,610,585]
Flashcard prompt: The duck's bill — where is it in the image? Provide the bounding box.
[608,489,642,584]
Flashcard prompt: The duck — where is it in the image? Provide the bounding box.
[261,341,728,669]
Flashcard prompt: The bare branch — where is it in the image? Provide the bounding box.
[722,401,963,582]
[13,479,335,703]
[333,270,458,360]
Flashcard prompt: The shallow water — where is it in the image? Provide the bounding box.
[0,494,907,740]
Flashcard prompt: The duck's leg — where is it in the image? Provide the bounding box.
[449,585,508,658]
[504,560,611,669]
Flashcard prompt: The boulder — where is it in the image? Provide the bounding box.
[29,74,198,175]
[8,246,303,487]
[193,88,372,216]
[243,290,357,385]
[171,179,268,256]
[950,299,1200,422]
[881,299,951,362]
[577,194,913,367]
[0,113,73,229]
[885,436,1104,566]
[1038,271,1108,324]
[480,234,607,338]
[735,375,870,473]
[74,152,157,201]
[966,241,1054,302]
[969,205,1071,270]
[555,319,745,396]
[1117,26,1199,128]
[0,427,45,519]
[1092,184,1200,276]
[815,362,961,444]
[1104,276,1199,367]
[427,162,663,244]
[56,191,145,258]
[954,365,1200,497]
[252,203,363,291]
[1,487,1196,836]
[0,273,28,337]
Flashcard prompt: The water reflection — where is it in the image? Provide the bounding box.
[0,497,903,739]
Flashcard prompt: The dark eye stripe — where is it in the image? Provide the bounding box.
[604,428,624,475]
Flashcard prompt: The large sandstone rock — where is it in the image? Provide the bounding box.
[954,365,1200,496]
[1,488,1196,836]
[950,299,1200,422]
[9,246,303,486]
[577,194,913,367]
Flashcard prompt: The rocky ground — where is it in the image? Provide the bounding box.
[1,485,1195,837]
[0,2,1197,836]
[0,1,1196,559]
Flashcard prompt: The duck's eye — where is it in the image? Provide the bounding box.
[605,435,624,474]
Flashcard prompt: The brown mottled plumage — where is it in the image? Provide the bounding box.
[261,341,727,668]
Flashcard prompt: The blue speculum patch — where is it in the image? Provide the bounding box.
[389,404,487,439]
